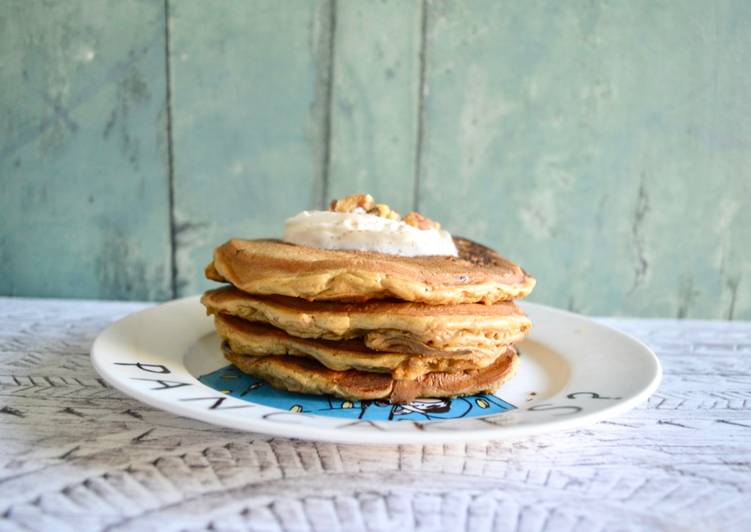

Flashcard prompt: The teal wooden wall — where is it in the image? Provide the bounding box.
[1,0,750,319]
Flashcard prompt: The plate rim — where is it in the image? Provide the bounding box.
[91,296,662,444]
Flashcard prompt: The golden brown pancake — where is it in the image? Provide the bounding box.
[215,314,508,380]
[223,343,519,403]
[202,286,531,351]
[205,237,535,305]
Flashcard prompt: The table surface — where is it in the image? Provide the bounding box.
[0,297,749,532]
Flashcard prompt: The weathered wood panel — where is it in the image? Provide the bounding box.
[1,0,749,320]
[327,0,424,214]
[418,0,751,319]
[0,0,172,300]
[168,0,333,296]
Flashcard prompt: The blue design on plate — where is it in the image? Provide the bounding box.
[199,365,516,421]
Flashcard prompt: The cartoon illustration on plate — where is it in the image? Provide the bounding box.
[199,365,516,422]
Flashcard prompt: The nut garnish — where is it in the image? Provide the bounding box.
[330,193,374,213]
[403,211,441,230]
[367,203,400,220]
[329,193,440,230]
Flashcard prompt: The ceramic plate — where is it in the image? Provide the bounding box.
[91,296,661,444]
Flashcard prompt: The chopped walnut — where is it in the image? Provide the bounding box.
[403,211,441,230]
[328,194,441,230]
[329,193,374,213]
[367,203,400,220]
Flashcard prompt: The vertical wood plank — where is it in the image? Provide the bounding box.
[0,0,172,300]
[169,0,332,296]
[418,0,751,318]
[327,0,423,214]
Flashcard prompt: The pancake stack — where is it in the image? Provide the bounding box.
[201,214,535,403]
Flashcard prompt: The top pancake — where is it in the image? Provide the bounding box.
[205,237,535,305]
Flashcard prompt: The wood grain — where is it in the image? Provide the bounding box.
[327,0,424,214]
[0,0,172,301]
[167,0,333,297]
[417,0,751,319]
[1,298,750,531]
[1,1,750,320]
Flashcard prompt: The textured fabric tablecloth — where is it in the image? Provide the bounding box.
[0,297,749,531]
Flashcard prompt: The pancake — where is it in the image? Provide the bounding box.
[223,343,519,403]
[202,286,531,351]
[215,314,508,380]
[205,237,535,305]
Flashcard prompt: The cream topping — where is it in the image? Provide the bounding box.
[283,210,458,257]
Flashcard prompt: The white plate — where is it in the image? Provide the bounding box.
[91,296,661,444]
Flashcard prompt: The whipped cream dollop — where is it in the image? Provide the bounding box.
[283,210,458,257]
